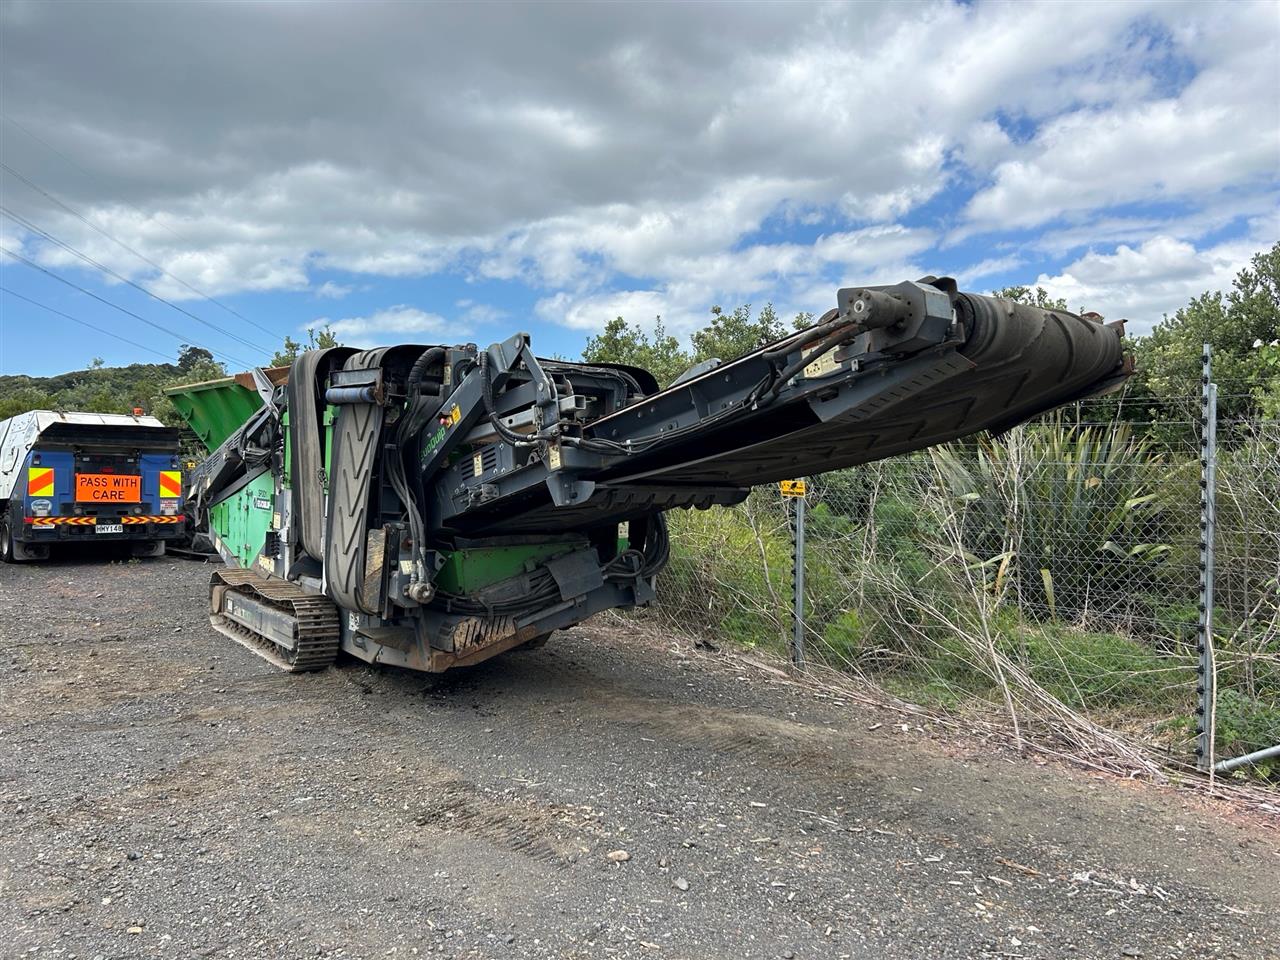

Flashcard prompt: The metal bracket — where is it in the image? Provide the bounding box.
[249,367,277,406]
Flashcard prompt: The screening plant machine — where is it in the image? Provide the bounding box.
[166,278,1130,674]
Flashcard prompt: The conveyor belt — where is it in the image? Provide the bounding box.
[589,291,1126,487]
[287,346,355,561]
[325,347,393,615]
[445,290,1127,536]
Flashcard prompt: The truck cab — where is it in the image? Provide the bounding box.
[0,411,184,562]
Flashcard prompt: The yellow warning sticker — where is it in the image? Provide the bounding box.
[802,351,840,379]
[779,479,807,498]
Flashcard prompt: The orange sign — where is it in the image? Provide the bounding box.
[75,473,141,503]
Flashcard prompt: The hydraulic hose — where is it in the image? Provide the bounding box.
[394,348,448,595]
[407,346,447,392]
[480,351,559,449]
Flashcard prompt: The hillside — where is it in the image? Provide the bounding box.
[0,340,234,426]
[0,362,186,423]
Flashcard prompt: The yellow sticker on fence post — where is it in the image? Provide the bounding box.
[779,479,806,498]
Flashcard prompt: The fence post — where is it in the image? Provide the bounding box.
[1196,344,1217,773]
[791,489,807,671]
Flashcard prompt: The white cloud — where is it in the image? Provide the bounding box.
[962,2,1280,234]
[537,289,687,333]
[1034,226,1273,333]
[456,302,506,326]
[321,306,450,346]
[1029,191,1280,258]
[955,255,1025,287]
[314,281,353,299]
[534,221,939,337]
[0,0,1274,339]
[957,120,1016,171]
[813,225,936,272]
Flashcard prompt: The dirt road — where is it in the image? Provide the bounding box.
[1,556,1276,959]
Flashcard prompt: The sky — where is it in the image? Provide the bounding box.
[0,0,1277,377]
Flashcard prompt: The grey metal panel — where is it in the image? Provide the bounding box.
[544,548,606,601]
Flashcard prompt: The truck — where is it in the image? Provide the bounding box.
[165,278,1130,674]
[0,410,185,562]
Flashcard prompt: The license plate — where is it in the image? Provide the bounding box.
[95,523,124,534]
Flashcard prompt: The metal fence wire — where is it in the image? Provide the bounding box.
[649,393,1280,781]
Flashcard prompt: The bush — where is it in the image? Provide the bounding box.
[1000,621,1195,711]
[928,418,1186,628]
[646,404,1276,780]
[1215,689,1280,778]
[659,493,791,650]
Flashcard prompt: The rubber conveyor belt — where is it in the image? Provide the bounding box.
[586,291,1127,488]
[324,347,393,615]
[286,346,355,562]
[441,290,1129,538]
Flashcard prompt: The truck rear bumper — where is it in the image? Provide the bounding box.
[20,518,185,543]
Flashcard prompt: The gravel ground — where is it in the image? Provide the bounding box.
[1,553,1277,960]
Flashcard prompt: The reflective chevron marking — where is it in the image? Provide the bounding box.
[25,516,183,526]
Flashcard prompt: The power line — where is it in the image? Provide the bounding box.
[0,286,183,364]
[0,158,282,341]
[1,204,273,356]
[1,113,200,253]
[0,245,254,369]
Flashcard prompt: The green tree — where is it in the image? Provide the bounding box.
[0,386,55,421]
[1254,341,1280,417]
[0,355,217,424]
[1135,243,1280,420]
[178,344,215,371]
[270,325,341,368]
[993,285,1071,311]
[691,303,786,364]
[583,315,691,387]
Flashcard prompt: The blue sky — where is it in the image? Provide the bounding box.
[1,0,1276,377]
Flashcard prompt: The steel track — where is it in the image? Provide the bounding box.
[210,567,340,672]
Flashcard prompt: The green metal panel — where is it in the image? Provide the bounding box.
[435,542,582,594]
[323,405,335,493]
[277,406,334,491]
[281,410,291,489]
[209,472,275,569]
[164,377,263,453]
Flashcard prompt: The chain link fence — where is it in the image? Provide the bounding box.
[1210,406,1280,775]
[647,394,1280,781]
